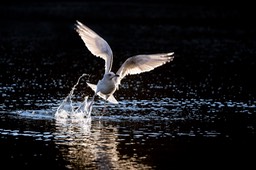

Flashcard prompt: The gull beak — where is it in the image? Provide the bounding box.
[111,74,119,79]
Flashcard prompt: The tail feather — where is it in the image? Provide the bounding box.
[98,92,119,104]
[87,82,97,92]
[87,82,119,104]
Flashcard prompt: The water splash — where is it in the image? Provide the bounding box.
[55,73,93,120]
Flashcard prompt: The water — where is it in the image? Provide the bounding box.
[1,1,256,169]
[55,73,92,119]
[1,95,255,168]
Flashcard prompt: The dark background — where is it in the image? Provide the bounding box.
[0,1,256,169]
[1,1,255,103]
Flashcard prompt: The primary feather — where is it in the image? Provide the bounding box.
[75,21,113,74]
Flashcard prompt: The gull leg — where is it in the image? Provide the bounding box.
[98,99,106,119]
[102,95,110,113]
[102,100,107,113]
[88,93,96,110]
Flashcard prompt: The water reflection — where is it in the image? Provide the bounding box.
[54,116,152,169]
[1,95,256,169]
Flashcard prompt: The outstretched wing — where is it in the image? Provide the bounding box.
[116,52,174,85]
[75,20,113,74]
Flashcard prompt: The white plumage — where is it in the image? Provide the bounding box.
[75,20,174,107]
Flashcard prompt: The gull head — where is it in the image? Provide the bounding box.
[104,72,119,80]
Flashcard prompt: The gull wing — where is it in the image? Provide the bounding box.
[75,20,113,74]
[116,52,174,85]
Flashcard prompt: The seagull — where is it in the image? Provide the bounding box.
[75,20,174,111]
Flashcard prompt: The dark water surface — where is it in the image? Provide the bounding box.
[1,1,256,169]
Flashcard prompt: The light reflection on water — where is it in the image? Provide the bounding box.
[54,116,153,169]
[1,2,256,168]
[1,97,256,169]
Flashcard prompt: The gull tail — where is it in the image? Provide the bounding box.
[87,82,119,104]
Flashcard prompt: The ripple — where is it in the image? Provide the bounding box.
[2,97,256,122]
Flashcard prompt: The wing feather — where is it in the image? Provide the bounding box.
[116,52,174,85]
[75,21,113,73]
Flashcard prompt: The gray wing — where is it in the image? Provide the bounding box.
[75,20,113,74]
[116,52,174,85]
